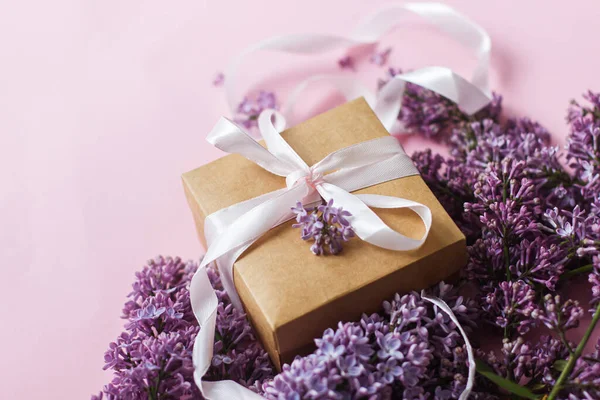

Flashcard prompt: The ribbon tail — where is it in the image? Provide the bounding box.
[190,267,265,399]
[316,183,431,251]
[224,2,492,128]
[191,184,310,399]
[421,291,475,400]
[199,184,307,271]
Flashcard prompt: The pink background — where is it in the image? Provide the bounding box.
[2,1,600,398]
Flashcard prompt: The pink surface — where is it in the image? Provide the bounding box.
[2,1,600,398]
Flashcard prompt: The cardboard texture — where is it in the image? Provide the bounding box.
[182,98,467,370]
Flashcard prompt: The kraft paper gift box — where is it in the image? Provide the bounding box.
[182,98,467,370]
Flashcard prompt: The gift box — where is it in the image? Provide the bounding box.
[182,98,467,370]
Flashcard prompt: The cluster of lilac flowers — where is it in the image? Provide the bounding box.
[234,91,278,130]
[378,68,503,138]
[291,199,355,255]
[338,47,392,70]
[411,89,600,399]
[97,259,491,399]
[93,256,272,400]
[262,282,489,399]
[99,77,600,398]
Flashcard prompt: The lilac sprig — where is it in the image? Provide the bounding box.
[234,91,278,130]
[260,282,484,399]
[94,256,273,400]
[338,55,355,70]
[378,68,503,138]
[478,335,570,392]
[411,89,600,399]
[533,294,584,335]
[370,48,392,66]
[291,200,355,255]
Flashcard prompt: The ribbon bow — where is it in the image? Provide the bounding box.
[199,108,432,309]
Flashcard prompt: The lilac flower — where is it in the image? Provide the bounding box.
[532,294,584,333]
[480,335,569,389]
[261,283,476,398]
[564,348,600,399]
[376,332,403,360]
[542,206,600,261]
[337,355,364,377]
[509,237,567,290]
[377,358,402,383]
[291,200,354,255]
[234,91,278,129]
[483,280,538,335]
[338,55,355,70]
[567,90,600,126]
[267,88,600,399]
[590,256,600,308]
[379,68,502,138]
[370,47,392,66]
[319,341,344,361]
[212,72,225,86]
[95,256,272,399]
[567,121,600,202]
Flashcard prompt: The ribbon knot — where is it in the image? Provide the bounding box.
[286,168,324,192]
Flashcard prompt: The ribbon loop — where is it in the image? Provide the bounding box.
[207,118,296,176]
[317,183,431,251]
[257,110,309,171]
[224,2,492,131]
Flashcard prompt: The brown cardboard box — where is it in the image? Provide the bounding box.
[182,98,467,370]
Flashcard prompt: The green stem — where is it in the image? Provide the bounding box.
[148,383,158,400]
[547,302,600,400]
[558,330,574,354]
[561,264,594,280]
[503,237,511,281]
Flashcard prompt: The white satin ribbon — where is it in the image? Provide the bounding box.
[225,2,492,131]
[421,291,475,400]
[193,2,485,398]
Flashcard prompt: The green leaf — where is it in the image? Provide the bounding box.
[553,360,568,372]
[530,382,547,392]
[476,359,539,400]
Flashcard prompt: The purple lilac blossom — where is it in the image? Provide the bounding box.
[338,55,355,70]
[234,91,278,129]
[260,282,484,399]
[566,102,600,203]
[590,256,600,309]
[291,200,354,255]
[378,67,502,138]
[532,294,584,333]
[564,338,600,399]
[412,89,600,398]
[479,335,570,390]
[212,72,225,87]
[370,47,392,66]
[95,256,272,400]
